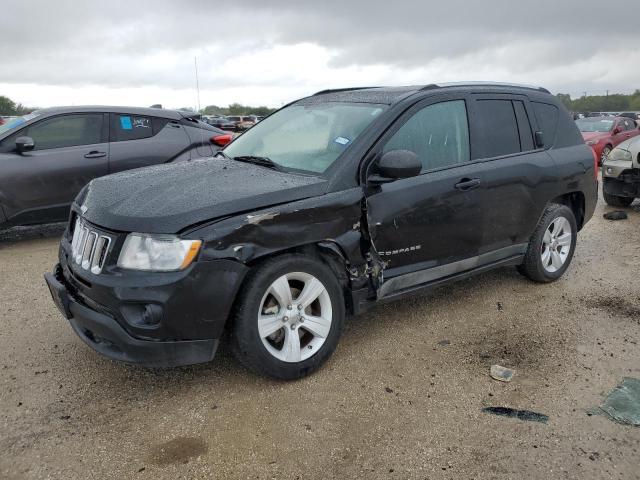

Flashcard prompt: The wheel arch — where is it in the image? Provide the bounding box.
[241,241,358,314]
[550,191,586,230]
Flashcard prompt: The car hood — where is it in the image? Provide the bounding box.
[614,135,640,153]
[581,132,610,141]
[81,158,327,234]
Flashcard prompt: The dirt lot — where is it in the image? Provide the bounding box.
[1,193,639,480]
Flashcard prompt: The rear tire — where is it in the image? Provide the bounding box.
[230,254,345,380]
[603,192,634,207]
[517,204,577,283]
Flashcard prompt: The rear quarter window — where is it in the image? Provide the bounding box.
[111,114,154,142]
[534,101,584,148]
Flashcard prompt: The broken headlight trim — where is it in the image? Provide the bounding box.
[117,233,202,272]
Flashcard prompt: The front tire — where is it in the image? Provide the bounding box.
[230,254,345,380]
[600,145,612,165]
[517,204,577,283]
[603,192,634,207]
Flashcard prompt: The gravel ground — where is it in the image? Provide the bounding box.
[1,193,639,480]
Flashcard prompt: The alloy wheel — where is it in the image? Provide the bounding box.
[540,216,572,273]
[257,272,332,363]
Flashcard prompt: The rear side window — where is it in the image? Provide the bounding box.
[474,100,521,158]
[383,100,470,172]
[624,119,636,131]
[111,114,153,142]
[532,102,559,148]
[24,114,103,150]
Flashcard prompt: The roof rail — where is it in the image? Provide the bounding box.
[312,86,379,96]
[420,82,550,94]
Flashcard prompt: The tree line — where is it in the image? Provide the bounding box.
[4,91,639,118]
[0,95,278,117]
[201,103,277,116]
[556,90,640,113]
[0,96,33,116]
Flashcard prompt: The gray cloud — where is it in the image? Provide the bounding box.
[1,0,639,105]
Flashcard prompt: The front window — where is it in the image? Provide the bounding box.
[224,102,385,173]
[0,112,40,136]
[575,118,614,133]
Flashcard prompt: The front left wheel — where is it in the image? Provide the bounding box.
[230,254,345,380]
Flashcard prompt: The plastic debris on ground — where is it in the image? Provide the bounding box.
[490,365,514,382]
[596,377,640,426]
[603,211,628,220]
[482,407,549,423]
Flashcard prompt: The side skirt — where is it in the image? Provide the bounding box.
[378,254,524,305]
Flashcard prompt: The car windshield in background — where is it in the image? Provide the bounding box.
[224,102,386,174]
[575,118,614,132]
[0,112,40,136]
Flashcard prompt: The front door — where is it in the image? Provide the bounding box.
[364,97,486,296]
[0,113,109,224]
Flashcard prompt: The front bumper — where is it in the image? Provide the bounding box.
[45,267,218,367]
[45,229,249,367]
[602,162,640,198]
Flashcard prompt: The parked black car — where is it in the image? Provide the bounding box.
[203,116,236,130]
[45,83,597,380]
[618,112,640,124]
[0,106,228,229]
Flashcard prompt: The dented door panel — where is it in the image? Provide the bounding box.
[364,163,486,280]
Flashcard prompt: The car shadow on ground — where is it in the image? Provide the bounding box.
[58,265,534,403]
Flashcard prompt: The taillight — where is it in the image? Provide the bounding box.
[211,134,232,147]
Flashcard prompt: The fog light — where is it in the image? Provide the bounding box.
[121,303,163,327]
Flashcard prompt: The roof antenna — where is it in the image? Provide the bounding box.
[194,55,207,157]
[194,56,201,114]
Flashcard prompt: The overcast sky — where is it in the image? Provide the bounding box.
[2,0,639,109]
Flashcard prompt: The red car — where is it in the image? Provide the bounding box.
[576,116,640,164]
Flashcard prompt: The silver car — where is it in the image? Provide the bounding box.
[602,136,640,207]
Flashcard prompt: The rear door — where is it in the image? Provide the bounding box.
[468,95,556,254]
[365,96,486,295]
[108,113,191,173]
[0,113,108,225]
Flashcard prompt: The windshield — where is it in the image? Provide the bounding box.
[576,118,614,133]
[224,102,386,174]
[0,112,40,136]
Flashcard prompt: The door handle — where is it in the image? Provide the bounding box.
[454,178,481,191]
[84,151,107,158]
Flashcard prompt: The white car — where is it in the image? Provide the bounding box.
[602,136,640,206]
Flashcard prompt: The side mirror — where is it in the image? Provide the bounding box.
[370,150,421,183]
[613,127,622,135]
[534,131,545,148]
[15,136,34,153]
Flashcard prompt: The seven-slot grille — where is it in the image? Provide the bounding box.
[70,218,112,274]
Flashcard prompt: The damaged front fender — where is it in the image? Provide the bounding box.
[186,188,373,290]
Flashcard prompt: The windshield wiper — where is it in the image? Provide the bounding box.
[214,150,231,159]
[232,156,284,171]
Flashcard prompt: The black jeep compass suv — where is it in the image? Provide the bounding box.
[45,83,598,379]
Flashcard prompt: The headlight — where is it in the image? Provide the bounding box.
[607,148,632,162]
[117,233,202,271]
[586,140,598,146]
